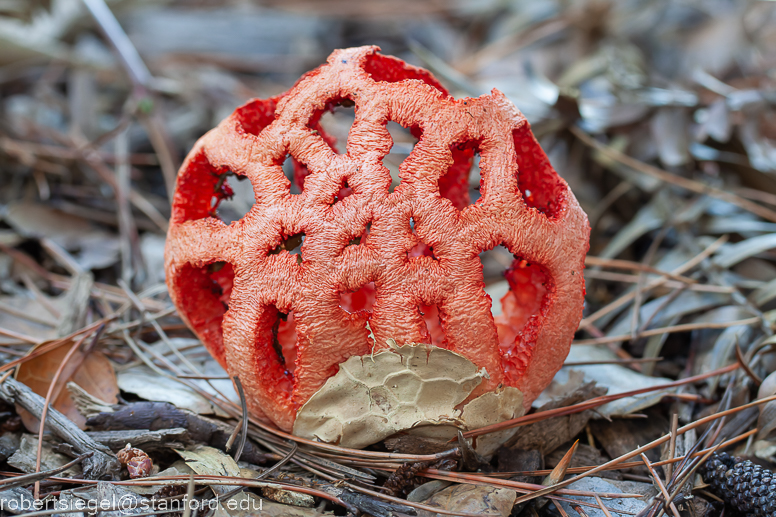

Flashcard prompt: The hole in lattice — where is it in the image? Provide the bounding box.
[480,244,550,348]
[171,261,233,364]
[234,98,279,137]
[213,171,255,224]
[282,155,303,195]
[314,98,355,154]
[439,140,481,210]
[269,232,305,262]
[173,151,231,224]
[339,282,376,314]
[362,53,447,96]
[271,309,298,376]
[347,222,371,247]
[407,217,438,261]
[419,303,445,348]
[329,178,353,207]
[512,125,563,218]
[384,121,420,194]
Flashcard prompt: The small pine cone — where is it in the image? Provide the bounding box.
[117,444,153,479]
[701,452,776,516]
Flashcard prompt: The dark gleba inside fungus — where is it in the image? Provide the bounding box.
[165,46,590,437]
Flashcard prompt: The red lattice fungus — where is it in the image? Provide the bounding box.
[166,47,590,432]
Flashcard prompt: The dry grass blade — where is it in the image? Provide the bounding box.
[511,395,776,505]
[578,235,728,330]
[584,256,696,284]
[571,126,776,222]
[231,376,248,462]
[0,453,92,491]
[665,413,679,482]
[573,317,761,346]
[180,473,194,517]
[641,453,680,517]
[464,362,739,439]
[595,493,615,517]
[735,337,762,385]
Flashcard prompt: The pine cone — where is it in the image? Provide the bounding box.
[701,452,776,516]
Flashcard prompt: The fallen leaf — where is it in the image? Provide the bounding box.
[417,484,516,517]
[175,446,325,517]
[16,339,119,430]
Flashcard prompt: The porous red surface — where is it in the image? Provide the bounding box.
[165,46,589,432]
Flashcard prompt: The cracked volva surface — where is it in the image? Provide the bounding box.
[165,46,589,432]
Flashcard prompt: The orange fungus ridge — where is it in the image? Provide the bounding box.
[165,47,590,432]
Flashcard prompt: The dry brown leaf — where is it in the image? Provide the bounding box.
[757,370,776,439]
[416,484,516,517]
[16,339,119,430]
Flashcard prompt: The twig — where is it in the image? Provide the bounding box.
[735,337,762,385]
[0,377,120,479]
[81,0,152,88]
[565,357,663,366]
[579,235,728,330]
[232,376,248,463]
[464,362,740,439]
[257,442,298,480]
[0,453,92,492]
[510,396,775,506]
[0,327,38,344]
[582,270,731,293]
[665,413,678,483]
[595,494,614,517]
[571,126,776,222]
[641,453,680,517]
[573,317,761,346]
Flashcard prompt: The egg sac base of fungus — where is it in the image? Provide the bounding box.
[165,46,590,435]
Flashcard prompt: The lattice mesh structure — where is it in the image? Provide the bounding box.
[165,46,589,432]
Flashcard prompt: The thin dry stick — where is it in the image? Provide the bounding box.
[571,126,776,222]
[180,474,194,517]
[474,428,755,477]
[0,313,124,375]
[565,357,663,366]
[666,413,679,482]
[641,453,680,517]
[115,128,135,285]
[583,270,730,293]
[511,396,776,506]
[584,256,696,284]
[0,327,38,344]
[0,301,57,327]
[420,471,636,515]
[33,331,92,498]
[421,469,641,499]
[588,180,634,229]
[735,338,762,385]
[579,235,728,330]
[232,376,248,462]
[464,362,739,439]
[0,453,92,491]
[573,317,760,346]
[572,504,591,517]
[554,500,572,517]
[631,223,674,340]
[663,444,723,515]
[118,279,202,374]
[594,494,614,517]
